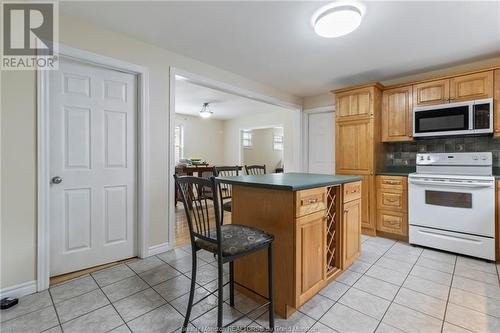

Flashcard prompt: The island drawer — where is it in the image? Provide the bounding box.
[376,176,406,191]
[343,181,362,203]
[295,187,327,217]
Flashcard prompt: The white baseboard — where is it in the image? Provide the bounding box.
[0,280,37,299]
[148,242,172,256]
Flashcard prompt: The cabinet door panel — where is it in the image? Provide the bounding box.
[295,211,326,304]
[413,79,450,106]
[450,71,493,102]
[336,119,373,174]
[382,86,413,142]
[343,199,361,268]
[336,89,372,119]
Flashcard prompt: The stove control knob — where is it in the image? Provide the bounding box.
[481,156,487,160]
[419,156,424,161]
[472,156,479,160]
[427,156,431,160]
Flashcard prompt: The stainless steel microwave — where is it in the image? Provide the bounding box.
[413,98,493,138]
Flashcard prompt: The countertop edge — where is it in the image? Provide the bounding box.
[219,176,363,191]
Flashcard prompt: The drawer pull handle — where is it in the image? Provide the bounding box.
[386,198,398,202]
[304,198,319,205]
[384,181,399,185]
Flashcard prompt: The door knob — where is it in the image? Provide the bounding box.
[51,176,63,184]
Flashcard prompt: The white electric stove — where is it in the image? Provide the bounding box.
[408,152,495,260]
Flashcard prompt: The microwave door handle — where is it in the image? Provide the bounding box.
[470,104,474,130]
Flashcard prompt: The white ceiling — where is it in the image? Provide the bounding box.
[175,78,289,120]
[61,1,500,97]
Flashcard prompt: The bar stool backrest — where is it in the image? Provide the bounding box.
[213,166,239,200]
[174,175,222,250]
[245,164,266,175]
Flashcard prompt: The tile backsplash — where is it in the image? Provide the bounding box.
[384,136,500,167]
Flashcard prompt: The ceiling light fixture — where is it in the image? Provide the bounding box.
[311,1,365,38]
[199,102,213,118]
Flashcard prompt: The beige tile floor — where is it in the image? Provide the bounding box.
[1,236,499,333]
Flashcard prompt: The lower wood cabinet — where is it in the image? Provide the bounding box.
[295,210,326,304]
[376,175,408,238]
[342,198,362,268]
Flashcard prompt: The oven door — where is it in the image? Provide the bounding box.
[413,102,471,137]
[408,177,495,237]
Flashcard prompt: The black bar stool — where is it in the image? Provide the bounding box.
[174,175,275,332]
[213,166,240,225]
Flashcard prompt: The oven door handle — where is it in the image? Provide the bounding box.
[409,179,493,188]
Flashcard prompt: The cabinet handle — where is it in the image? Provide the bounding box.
[306,198,319,204]
[386,198,398,202]
[344,209,349,213]
[449,97,456,100]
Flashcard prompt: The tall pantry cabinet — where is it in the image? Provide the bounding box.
[334,84,383,235]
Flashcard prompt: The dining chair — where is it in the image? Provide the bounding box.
[245,164,266,175]
[213,166,239,224]
[174,175,275,332]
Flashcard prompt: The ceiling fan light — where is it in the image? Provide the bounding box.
[312,2,365,38]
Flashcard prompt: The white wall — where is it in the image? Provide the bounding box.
[0,13,301,291]
[243,128,283,172]
[175,114,224,165]
[223,108,296,171]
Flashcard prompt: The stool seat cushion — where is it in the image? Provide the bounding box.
[195,224,274,257]
[222,201,232,212]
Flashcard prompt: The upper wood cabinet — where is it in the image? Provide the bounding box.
[336,86,376,120]
[494,70,500,137]
[449,71,493,102]
[413,79,450,106]
[413,71,493,107]
[382,86,413,142]
[342,198,361,268]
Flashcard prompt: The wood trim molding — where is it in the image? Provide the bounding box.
[334,65,500,94]
[333,82,385,94]
[37,43,150,292]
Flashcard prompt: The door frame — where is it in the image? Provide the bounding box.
[238,125,285,168]
[37,44,150,291]
[169,67,302,246]
[302,106,335,173]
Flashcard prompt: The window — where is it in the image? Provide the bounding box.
[273,135,284,151]
[242,130,252,148]
[174,125,184,163]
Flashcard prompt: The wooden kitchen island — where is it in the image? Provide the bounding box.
[217,173,363,318]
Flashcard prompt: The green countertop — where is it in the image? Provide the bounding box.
[217,173,362,191]
[377,166,416,176]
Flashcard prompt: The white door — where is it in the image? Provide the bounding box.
[49,58,137,276]
[308,112,335,174]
